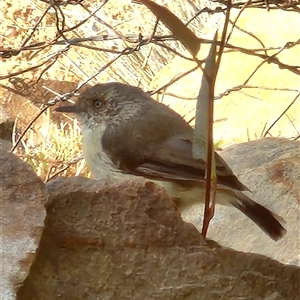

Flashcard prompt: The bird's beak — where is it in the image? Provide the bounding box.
[55,104,83,114]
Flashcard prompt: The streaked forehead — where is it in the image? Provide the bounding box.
[78,82,145,102]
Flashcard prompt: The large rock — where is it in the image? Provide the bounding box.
[184,138,300,265]
[0,151,47,300]
[17,176,299,300]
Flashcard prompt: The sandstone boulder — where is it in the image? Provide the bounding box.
[184,138,300,265]
[0,151,47,300]
[16,176,299,300]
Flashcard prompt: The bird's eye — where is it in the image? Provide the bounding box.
[93,99,103,109]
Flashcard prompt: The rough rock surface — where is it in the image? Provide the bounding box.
[0,105,14,142]
[17,176,299,300]
[1,151,47,300]
[0,137,12,152]
[184,138,300,265]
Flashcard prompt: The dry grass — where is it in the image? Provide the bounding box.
[14,113,88,181]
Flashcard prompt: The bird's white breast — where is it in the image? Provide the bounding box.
[81,122,113,179]
[81,121,132,181]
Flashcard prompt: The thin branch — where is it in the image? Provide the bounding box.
[262,92,300,137]
[11,107,49,152]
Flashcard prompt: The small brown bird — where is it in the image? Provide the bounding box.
[56,82,286,241]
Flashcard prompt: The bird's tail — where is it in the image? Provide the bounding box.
[229,190,287,241]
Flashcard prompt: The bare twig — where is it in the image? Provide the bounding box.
[11,107,49,153]
[263,92,300,137]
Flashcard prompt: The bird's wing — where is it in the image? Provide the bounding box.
[133,136,249,191]
[101,101,248,191]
